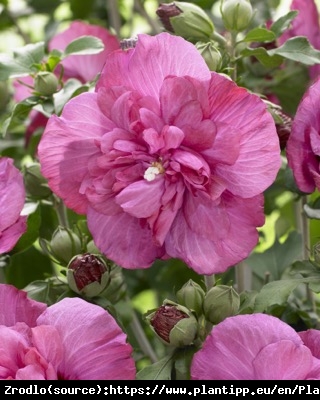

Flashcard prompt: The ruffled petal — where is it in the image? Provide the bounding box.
[96,32,211,98]
[38,92,115,214]
[87,207,165,268]
[191,314,303,380]
[36,297,136,380]
[207,72,281,197]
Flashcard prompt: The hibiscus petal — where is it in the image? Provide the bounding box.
[207,72,281,197]
[0,215,27,254]
[116,178,163,218]
[36,297,136,380]
[87,207,165,268]
[0,158,26,232]
[96,32,211,99]
[191,314,303,380]
[253,340,314,380]
[0,283,46,327]
[286,78,320,193]
[38,92,114,214]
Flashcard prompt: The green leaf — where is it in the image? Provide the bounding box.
[136,355,174,380]
[62,36,104,57]
[2,97,39,136]
[247,231,303,285]
[254,279,305,312]
[269,36,320,65]
[304,204,320,220]
[242,28,276,43]
[0,42,45,80]
[240,46,283,67]
[53,78,88,115]
[270,10,298,37]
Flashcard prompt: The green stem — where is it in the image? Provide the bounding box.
[295,196,316,310]
[53,196,69,228]
[129,305,158,363]
[230,31,238,81]
[204,274,215,291]
[235,261,252,293]
[211,31,227,47]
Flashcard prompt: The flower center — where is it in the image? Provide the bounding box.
[144,161,165,181]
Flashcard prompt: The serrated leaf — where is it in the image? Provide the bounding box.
[269,36,320,65]
[242,28,276,43]
[254,279,304,312]
[270,10,298,37]
[136,355,174,380]
[13,42,45,68]
[62,36,104,57]
[2,97,39,136]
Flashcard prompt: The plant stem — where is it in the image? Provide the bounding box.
[53,196,69,228]
[128,303,158,363]
[295,196,316,310]
[204,274,215,291]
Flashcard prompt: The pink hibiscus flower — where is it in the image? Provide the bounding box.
[0,157,27,254]
[279,0,320,81]
[0,283,136,380]
[286,76,320,193]
[190,313,320,380]
[12,20,120,145]
[38,32,281,275]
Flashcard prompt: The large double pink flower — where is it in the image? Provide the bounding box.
[286,77,320,192]
[191,313,320,380]
[38,32,281,275]
[0,157,27,254]
[0,283,136,380]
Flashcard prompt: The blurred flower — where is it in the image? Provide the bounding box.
[0,158,27,254]
[12,20,120,146]
[286,76,320,193]
[279,0,320,81]
[191,313,320,380]
[38,32,281,275]
[0,283,136,380]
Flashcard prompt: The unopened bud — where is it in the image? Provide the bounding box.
[67,253,110,297]
[176,279,205,316]
[221,0,253,32]
[34,71,59,96]
[157,2,214,42]
[196,41,222,71]
[50,226,82,265]
[146,300,198,348]
[23,163,51,200]
[203,285,240,324]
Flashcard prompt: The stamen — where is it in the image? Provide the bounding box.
[144,161,165,181]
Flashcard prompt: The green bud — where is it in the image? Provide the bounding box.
[67,253,110,297]
[34,71,59,96]
[196,41,222,71]
[156,2,214,42]
[146,299,198,348]
[203,284,240,324]
[176,279,205,316]
[221,0,253,32]
[50,226,82,265]
[23,163,52,200]
[100,263,126,303]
